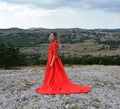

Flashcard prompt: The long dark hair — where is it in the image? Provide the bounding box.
[51,32,60,47]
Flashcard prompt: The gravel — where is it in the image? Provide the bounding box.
[0,65,120,109]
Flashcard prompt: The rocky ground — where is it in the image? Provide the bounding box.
[0,65,120,109]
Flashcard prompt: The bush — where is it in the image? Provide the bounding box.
[0,42,27,69]
[60,56,120,65]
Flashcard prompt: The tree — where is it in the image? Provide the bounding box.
[0,42,27,69]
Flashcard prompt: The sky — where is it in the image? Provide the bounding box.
[0,0,120,29]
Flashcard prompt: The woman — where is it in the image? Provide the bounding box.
[35,32,92,94]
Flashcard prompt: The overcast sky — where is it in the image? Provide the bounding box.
[0,0,120,29]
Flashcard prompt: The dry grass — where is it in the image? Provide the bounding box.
[20,41,120,59]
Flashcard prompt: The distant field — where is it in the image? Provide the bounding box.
[0,28,120,59]
[20,42,120,59]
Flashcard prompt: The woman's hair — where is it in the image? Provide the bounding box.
[51,32,60,47]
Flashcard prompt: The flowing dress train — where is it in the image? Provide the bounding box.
[35,41,92,94]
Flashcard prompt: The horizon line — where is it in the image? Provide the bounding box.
[0,27,120,30]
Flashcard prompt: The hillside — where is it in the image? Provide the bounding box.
[0,28,120,58]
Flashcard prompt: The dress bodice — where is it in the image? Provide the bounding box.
[49,41,59,55]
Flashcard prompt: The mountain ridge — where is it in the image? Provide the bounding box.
[0,27,120,57]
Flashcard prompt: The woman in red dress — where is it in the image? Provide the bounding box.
[35,32,92,94]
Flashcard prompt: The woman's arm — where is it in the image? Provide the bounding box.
[50,55,56,67]
[50,42,58,67]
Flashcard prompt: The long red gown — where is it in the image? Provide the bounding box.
[35,40,92,94]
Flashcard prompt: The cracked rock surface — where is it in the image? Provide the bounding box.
[0,65,120,109]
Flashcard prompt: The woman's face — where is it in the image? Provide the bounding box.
[49,33,54,42]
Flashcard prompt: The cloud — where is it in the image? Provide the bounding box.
[0,0,120,29]
[2,0,120,14]
[0,1,77,17]
[0,1,55,17]
[62,0,120,14]
[0,1,78,29]
[41,0,59,4]
[2,0,61,9]
[85,0,120,13]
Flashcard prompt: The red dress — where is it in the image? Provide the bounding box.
[35,41,92,94]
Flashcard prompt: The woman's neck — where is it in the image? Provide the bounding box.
[50,40,56,44]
